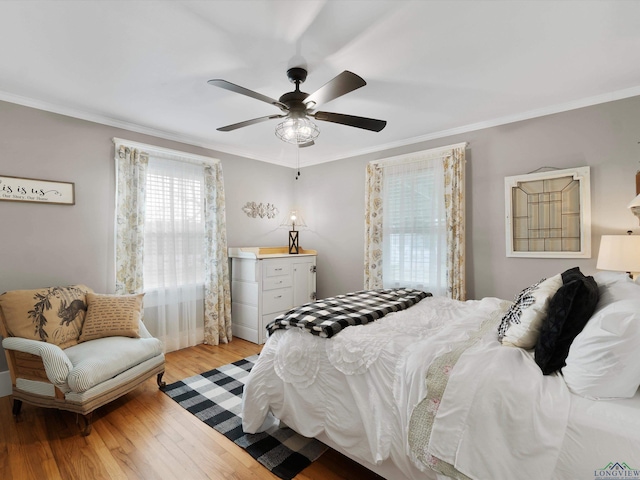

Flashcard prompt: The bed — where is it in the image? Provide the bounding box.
[241,270,640,480]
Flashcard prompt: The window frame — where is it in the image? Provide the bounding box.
[504,166,591,258]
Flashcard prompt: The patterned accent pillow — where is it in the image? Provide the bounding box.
[498,279,545,341]
[0,285,93,349]
[78,293,143,342]
[500,274,564,349]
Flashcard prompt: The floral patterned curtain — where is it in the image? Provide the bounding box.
[203,163,232,345]
[443,146,466,300]
[364,143,467,299]
[364,162,384,289]
[114,145,148,295]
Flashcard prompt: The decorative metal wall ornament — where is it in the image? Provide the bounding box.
[242,202,279,219]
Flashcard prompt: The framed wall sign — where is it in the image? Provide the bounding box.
[505,166,591,258]
[0,175,75,205]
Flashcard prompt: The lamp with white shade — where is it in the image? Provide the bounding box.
[280,209,307,254]
[628,194,640,225]
[596,232,640,278]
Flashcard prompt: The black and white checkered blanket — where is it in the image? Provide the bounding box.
[266,288,431,338]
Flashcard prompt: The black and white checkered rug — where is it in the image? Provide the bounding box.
[163,355,327,480]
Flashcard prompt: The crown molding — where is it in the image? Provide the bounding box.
[2,85,640,169]
[302,85,640,167]
[0,90,278,164]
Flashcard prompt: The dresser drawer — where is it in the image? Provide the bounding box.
[228,248,316,345]
[264,263,291,278]
[263,275,293,291]
[262,287,293,314]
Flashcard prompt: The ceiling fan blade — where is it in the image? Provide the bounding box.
[312,111,387,132]
[208,79,288,111]
[217,114,285,132]
[303,71,366,109]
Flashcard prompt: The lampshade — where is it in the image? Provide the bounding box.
[280,209,307,254]
[628,194,640,225]
[275,117,320,145]
[280,209,307,229]
[596,234,640,274]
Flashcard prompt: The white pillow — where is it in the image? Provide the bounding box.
[593,272,640,312]
[563,299,640,399]
[500,274,563,349]
[594,270,630,287]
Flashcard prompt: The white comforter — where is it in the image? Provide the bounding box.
[241,296,572,480]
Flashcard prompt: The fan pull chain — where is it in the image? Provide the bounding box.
[295,145,301,180]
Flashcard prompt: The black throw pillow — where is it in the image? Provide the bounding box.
[534,267,599,375]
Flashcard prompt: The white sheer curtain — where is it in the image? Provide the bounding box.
[382,156,447,294]
[142,157,205,352]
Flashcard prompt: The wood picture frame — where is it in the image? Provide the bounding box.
[0,175,75,205]
[505,166,591,258]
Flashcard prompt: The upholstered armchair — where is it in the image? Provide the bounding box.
[0,285,165,435]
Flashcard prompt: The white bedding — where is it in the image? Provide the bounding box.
[554,389,640,479]
[241,295,640,480]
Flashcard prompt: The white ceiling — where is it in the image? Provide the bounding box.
[1,0,640,168]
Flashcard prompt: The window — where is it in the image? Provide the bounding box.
[381,158,447,293]
[365,143,466,298]
[144,158,205,290]
[114,137,232,351]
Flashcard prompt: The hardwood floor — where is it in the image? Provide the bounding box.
[0,339,381,480]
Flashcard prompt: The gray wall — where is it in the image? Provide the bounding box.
[0,100,293,372]
[297,96,640,300]
[1,95,640,375]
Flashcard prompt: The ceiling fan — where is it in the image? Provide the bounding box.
[207,67,387,146]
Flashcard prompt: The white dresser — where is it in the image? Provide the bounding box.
[228,247,317,344]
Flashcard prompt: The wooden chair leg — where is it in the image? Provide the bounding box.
[157,372,166,390]
[77,412,93,436]
[12,399,23,416]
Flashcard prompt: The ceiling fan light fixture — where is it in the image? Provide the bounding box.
[275,117,320,145]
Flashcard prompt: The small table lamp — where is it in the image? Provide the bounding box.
[281,209,307,254]
[596,232,640,279]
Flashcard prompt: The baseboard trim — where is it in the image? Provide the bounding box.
[0,370,12,398]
